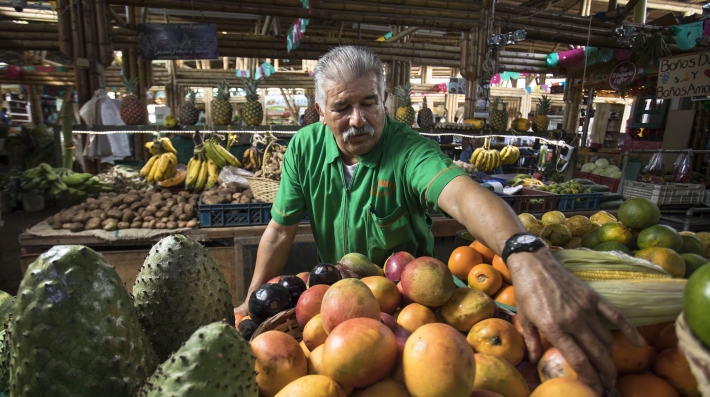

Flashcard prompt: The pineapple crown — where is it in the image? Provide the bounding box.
[120,75,139,96]
[395,82,412,107]
[185,89,196,104]
[241,77,261,102]
[537,95,552,116]
[422,96,428,109]
[493,97,507,110]
[215,79,231,101]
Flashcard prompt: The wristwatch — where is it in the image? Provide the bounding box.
[501,233,546,263]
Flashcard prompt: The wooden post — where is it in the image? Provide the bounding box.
[57,0,74,59]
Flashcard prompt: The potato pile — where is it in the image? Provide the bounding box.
[200,182,259,205]
[47,189,201,233]
[253,143,285,181]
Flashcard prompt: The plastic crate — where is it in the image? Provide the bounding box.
[497,188,560,213]
[622,181,706,205]
[556,192,602,211]
[598,175,621,193]
[199,197,309,227]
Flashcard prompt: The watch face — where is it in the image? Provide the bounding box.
[517,235,538,245]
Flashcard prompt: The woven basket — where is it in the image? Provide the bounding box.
[676,312,710,395]
[247,139,281,203]
[249,308,303,342]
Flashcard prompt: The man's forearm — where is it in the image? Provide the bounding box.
[246,220,299,299]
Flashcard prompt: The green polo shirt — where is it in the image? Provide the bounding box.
[270,115,467,266]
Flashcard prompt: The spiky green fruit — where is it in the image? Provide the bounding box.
[8,245,158,397]
[1,327,7,394]
[136,321,258,397]
[133,234,235,362]
[0,291,12,328]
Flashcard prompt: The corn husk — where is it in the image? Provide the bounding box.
[588,279,687,328]
[553,249,671,281]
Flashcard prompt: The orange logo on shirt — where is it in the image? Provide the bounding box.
[371,180,395,197]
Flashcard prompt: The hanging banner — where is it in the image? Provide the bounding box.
[657,51,710,99]
[137,23,218,60]
[609,61,637,90]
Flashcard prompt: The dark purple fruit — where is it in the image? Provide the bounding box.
[278,275,307,307]
[248,283,291,321]
[307,263,342,288]
[237,319,259,340]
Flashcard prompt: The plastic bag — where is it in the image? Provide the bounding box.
[673,150,692,183]
[639,150,665,183]
[218,166,253,189]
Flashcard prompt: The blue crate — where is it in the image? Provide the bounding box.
[198,196,309,227]
[556,192,602,212]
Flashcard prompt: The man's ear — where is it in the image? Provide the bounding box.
[383,90,389,113]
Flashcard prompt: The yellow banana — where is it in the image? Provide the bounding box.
[141,155,159,176]
[156,153,172,180]
[147,156,161,182]
[470,147,483,165]
[160,137,177,154]
[205,159,219,189]
[204,139,227,168]
[213,140,241,167]
[145,141,158,156]
[194,155,209,191]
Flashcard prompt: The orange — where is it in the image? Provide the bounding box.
[637,321,673,348]
[468,264,503,296]
[448,246,484,280]
[492,255,513,284]
[537,347,578,382]
[396,302,437,333]
[511,314,552,352]
[634,247,686,278]
[529,377,597,397]
[494,284,515,307]
[652,322,678,351]
[611,330,651,375]
[652,347,700,397]
[616,373,680,397]
[467,318,525,366]
[471,240,497,263]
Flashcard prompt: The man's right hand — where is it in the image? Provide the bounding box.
[234,301,249,317]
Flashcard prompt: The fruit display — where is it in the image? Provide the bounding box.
[179,88,200,125]
[505,173,546,188]
[185,132,241,192]
[200,182,257,205]
[98,164,154,193]
[45,189,200,232]
[512,117,532,133]
[489,97,509,131]
[500,143,521,165]
[253,142,286,181]
[471,137,501,173]
[22,163,111,198]
[533,180,593,194]
[140,137,179,183]
[395,82,415,126]
[242,77,264,126]
[212,79,234,125]
[580,157,623,179]
[532,95,552,133]
[303,89,319,126]
[417,96,435,128]
[119,75,148,125]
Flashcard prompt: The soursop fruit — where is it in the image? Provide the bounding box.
[1,328,7,394]
[136,321,257,397]
[133,234,235,361]
[8,245,158,397]
[0,291,12,327]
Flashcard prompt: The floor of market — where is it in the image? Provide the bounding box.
[0,208,55,295]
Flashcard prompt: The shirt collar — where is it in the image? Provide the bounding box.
[323,115,391,167]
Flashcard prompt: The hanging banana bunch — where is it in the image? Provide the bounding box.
[140,137,178,183]
[242,145,262,172]
[499,136,520,166]
[471,137,501,173]
[185,131,208,191]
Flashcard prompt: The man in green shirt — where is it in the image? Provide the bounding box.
[236,46,642,395]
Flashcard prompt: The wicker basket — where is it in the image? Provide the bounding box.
[675,312,710,395]
[247,139,282,203]
[250,308,303,342]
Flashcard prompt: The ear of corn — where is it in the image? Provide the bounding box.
[552,249,671,280]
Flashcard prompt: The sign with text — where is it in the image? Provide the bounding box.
[609,61,637,90]
[657,51,710,99]
[137,23,217,60]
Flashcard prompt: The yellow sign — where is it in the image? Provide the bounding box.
[657,51,710,99]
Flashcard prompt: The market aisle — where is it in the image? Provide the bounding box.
[0,208,55,295]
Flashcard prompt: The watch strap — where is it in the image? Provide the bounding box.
[501,232,544,263]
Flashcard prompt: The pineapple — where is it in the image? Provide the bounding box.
[119,76,147,125]
[242,77,263,126]
[489,97,509,131]
[211,79,233,125]
[418,96,435,128]
[303,90,319,125]
[533,95,552,133]
[179,88,200,126]
[395,82,415,126]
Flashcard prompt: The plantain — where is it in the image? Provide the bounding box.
[212,139,241,167]
[204,139,227,168]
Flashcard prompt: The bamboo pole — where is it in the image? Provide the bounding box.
[499,51,548,60]
[493,22,621,48]
[386,26,421,42]
[61,88,76,169]
[108,5,128,28]
[95,0,114,67]
[495,14,613,37]
[82,0,101,94]
[495,3,614,27]
[498,57,548,66]
[70,0,91,106]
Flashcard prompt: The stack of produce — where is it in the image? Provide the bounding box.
[2,235,257,396]
[199,182,258,205]
[532,179,593,194]
[22,163,111,198]
[97,164,153,193]
[46,189,200,232]
[140,137,178,183]
[505,173,546,188]
[471,137,501,173]
[500,143,521,166]
[581,158,623,179]
[185,133,241,191]
[242,146,262,172]
[253,143,286,181]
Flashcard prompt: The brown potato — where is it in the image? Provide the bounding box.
[127,189,139,196]
[186,219,199,228]
[178,214,189,221]
[165,199,176,208]
[148,220,157,229]
[122,211,135,223]
[155,222,166,229]
[130,221,142,228]
[176,196,186,205]
[69,222,84,232]
[177,221,188,228]
[130,201,142,211]
[117,203,128,211]
[86,197,97,203]
[144,206,158,216]
[103,219,118,231]
[232,192,242,200]
[168,215,177,222]
[50,222,62,230]
[85,218,101,230]
[171,205,184,216]
[203,190,218,197]
[133,216,143,223]
[112,194,127,206]
[161,191,173,199]
[159,217,168,223]
[166,221,177,229]
[117,222,130,230]
[72,212,91,224]
[123,195,139,204]
[142,221,150,228]
[231,200,240,204]
[86,203,98,211]
[107,192,118,198]
[143,216,155,222]
[155,210,166,219]
[99,202,113,212]
[62,223,72,230]
[141,198,151,206]
[239,196,250,203]
[184,204,194,215]
[59,211,77,224]
[107,209,123,220]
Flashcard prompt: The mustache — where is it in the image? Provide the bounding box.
[342,125,375,142]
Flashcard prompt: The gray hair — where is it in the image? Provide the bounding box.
[313,46,386,110]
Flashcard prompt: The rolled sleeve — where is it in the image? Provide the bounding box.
[406,140,467,215]
[270,139,307,226]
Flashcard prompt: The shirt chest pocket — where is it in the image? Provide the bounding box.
[365,204,418,265]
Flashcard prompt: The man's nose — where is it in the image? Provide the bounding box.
[350,106,365,127]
